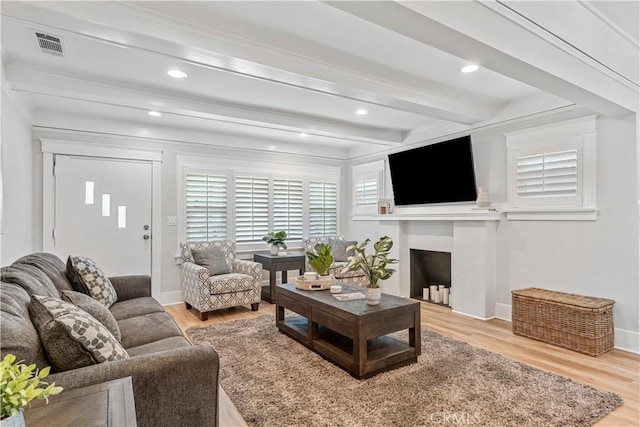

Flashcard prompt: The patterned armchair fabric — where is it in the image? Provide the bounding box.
[303,236,370,288]
[180,241,262,320]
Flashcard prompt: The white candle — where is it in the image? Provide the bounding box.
[422,288,429,300]
[433,290,441,303]
[442,288,450,305]
[429,285,438,301]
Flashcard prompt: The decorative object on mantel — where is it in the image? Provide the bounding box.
[476,186,491,208]
[377,199,392,215]
[342,236,398,305]
[262,231,287,255]
[0,354,63,427]
[187,315,623,427]
[305,243,334,276]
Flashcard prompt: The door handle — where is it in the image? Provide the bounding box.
[143,234,150,240]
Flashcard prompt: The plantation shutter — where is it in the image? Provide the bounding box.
[235,176,269,242]
[354,176,378,206]
[185,173,227,241]
[309,181,337,236]
[516,149,578,197]
[273,178,303,239]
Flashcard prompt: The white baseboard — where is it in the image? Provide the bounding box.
[493,303,639,354]
[495,303,512,321]
[160,290,184,306]
[451,310,496,321]
[613,328,640,354]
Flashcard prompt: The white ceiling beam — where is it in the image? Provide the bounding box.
[326,0,638,115]
[6,64,403,145]
[1,1,496,124]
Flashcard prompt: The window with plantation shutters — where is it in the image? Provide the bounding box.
[273,178,303,239]
[506,116,596,221]
[185,173,228,241]
[355,176,378,206]
[309,181,337,236]
[235,176,270,242]
[352,160,384,214]
[516,149,578,197]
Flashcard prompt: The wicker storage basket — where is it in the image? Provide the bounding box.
[511,287,614,356]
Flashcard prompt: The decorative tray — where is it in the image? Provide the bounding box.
[295,275,336,291]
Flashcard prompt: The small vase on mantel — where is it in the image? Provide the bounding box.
[366,287,382,305]
[476,186,491,208]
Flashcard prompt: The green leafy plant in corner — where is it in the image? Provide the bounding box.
[341,236,398,288]
[262,231,287,249]
[306,243,334,276]
[0,354,63,419]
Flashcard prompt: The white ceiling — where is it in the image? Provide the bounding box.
[1,1,634,156]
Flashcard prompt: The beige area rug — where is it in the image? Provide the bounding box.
[186,315,622,427]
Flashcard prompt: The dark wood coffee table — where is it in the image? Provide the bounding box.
[275,283,421,379]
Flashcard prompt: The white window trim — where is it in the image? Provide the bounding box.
[352,160,385,214]
[505,116,597,221]
[176,154,341,254]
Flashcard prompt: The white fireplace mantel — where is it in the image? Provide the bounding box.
[355,213,499,320]
[352,211,501,222]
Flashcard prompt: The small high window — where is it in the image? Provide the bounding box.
[506,116,596,220]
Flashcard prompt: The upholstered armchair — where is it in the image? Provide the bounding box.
[181,241,262,320]
[303,236,369,288]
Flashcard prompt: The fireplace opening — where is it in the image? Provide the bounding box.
[410,249,452,307]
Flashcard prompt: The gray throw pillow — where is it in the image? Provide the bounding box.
[329,238,357,262]
[192,247,231,275]
[29,295,128,372]
[66,256,118,308]
[61,290,121,342]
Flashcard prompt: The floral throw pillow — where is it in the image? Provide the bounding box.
[29,295,128,372]
[66,256,118,307]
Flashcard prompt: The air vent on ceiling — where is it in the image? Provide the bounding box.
[34,32,65,57]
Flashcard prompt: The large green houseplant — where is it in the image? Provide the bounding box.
[305,243,334,276]
[342,236,398,304]
[1,354,63,425]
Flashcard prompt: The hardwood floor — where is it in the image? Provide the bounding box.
[166,301,640,427]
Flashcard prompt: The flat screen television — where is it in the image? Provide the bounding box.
[388,136,477,206]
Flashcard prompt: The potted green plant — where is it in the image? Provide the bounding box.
[306,243,334,276]
[262,231,287,255]
[1,354,63,427]
[341,236,398,305]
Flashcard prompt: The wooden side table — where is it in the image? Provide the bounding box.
[254,252,305,303]
[24,376,136,426]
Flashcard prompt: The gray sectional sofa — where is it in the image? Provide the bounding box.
[0,253,219,427]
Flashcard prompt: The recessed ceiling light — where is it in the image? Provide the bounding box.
[355,109,368,115]
[461,64,480,73]
[299,132,309,137]
[167,69,188,79]
[148,111,162,117]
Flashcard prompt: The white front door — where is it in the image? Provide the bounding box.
[54,155,152,276]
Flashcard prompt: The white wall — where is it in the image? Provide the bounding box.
[1,92,35,264]
[33,120,346,303]
[345,113,639,351]
[496,114,638,343]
